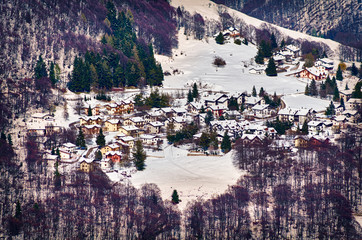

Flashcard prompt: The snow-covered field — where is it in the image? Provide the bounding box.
[157,33,306,95]
[109,145,243,210]
[282,94,332,112]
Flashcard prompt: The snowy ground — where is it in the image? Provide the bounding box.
[109,145,243,210]
[282,94,333,112]
[157,33,306,96]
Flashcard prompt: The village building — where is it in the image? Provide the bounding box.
[101,143,121,155]
[297,66,328,80]
[251,104,271,118]
[285,45,300,58]
[105,151,123,163]
[144,121,164,134]
[79,116,103,126]
[249,67,265,74]
[186,102,204,114]
[104,119,122,132]
[118,135,135,149]
[124,117,145,129]
[139,134,158,145]
[83,105,101,116]
[79,158,94,172]
[81,124,101,135]
[119,125,140,137]
[100,158,111,171]
[346,98,362,110]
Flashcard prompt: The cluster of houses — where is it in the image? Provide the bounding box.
[28,83,361,173]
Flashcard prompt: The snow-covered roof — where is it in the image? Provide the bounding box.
[32,113,51,119]
[306,66,327,77]
[245,97,261,105]
[308,121,323,127]
[120,136,135,142]
[147,121,164,127]
[130,117,144,123]
[121,125,139,131]
[79,157,93,164]
[273,55,285,61]
[173,117,187,123]
[105,151,122,156]
[295,109,310,116]
[252,104,269,111]
[285,45,300,52]
[63,142,76,148]
[319,58,333,65]
[83,124,101,129]
[107,143,120,149]
[172,107,186,113]
[140,134,156,139]
[278,108,298,115]
[106,119,120,124]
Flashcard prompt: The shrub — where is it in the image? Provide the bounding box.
[234,39,241,45]
[213,56,226,67]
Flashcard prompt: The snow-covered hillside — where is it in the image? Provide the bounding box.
[170,0,341,57]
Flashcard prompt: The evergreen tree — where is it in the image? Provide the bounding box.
[252,86,257,97]
[351,63,358,76]
[49,61,57,86]
[95,150,102,161]
[259,87,265,97]
[87,105,92,116]
[333,86,340,101]
[345,83,349,90]
[199,132,211,150]
[1,132,6,141]
[340,97,345,110]
[266,57,277,76]
[242,38,248,45]
[200,105,205,113]
[309,79,318,96]
[280,39,285,48]
[215,32,225,44]
[270,33,278,50]
[15,201,22,220]
[54,159,61,189]
[96,129,106,147]
[7,134,12,146]
[192,83,199,99]
[325,101,335,116]
[171,189,180,204]
[221,131,231,153]
[304,83,310,96]
[228,97,239,110]
[205,110,214,125]
[133,140,146,170]
[352,81,362,98]
[187,89,193,103]
[255,48,264,64]
[336,65,343,80]
[56,148,60,158]
[301,120,308,135]
[34,55,48,79]
[76,128,86,148]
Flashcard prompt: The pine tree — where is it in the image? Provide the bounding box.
[87,105,92,116]
[7,134,12,146]
[304,83,309,95]
[270,33,278,50]
[95,150,102,161]
[333,86,340,101]
[133,140,146,170]
[221,131,232,153]
[96,129,106,147]
[345,83,349,90]
[215,32,224,44]
[301,120,308,135]
[252,86,257,97]
[340,97,345,110]
[336,65,343,80]
[56,148,60,158]
[205,110,214,125]
[266,57,277,76]
[172,189,180,204]
[15,201,22,220]
[49,61,57,86]
[280,39,285,48]
[1,132,6,141]
[325,101,335,116]
[199,132,211,150]
[310,80,317,96]
[187,89,193,103]
[259,87,265,97]
[76,128,86,148]
[351,63,358,76]
[255,48,264,64]
[192,83,199,99]
[34,55,48,79]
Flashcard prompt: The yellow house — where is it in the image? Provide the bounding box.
[119,125,140,137]
[79,158,94,172]
[101,143,121,155]
[104,119,121,132]
[294,136,308,148]
[119,136,135,149]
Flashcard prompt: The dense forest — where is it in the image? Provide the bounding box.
[0,0,177,80]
